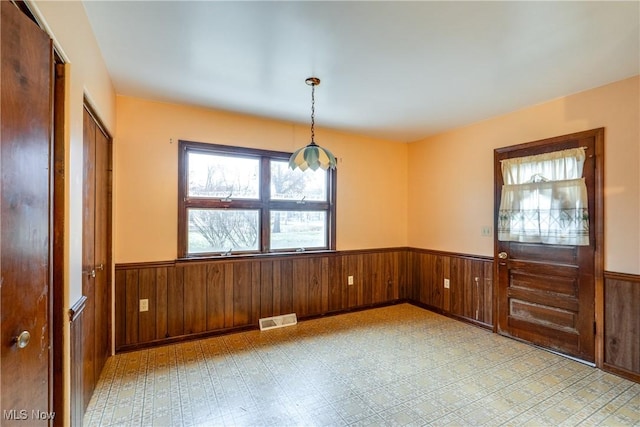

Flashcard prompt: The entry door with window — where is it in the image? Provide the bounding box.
[494,128,602,363]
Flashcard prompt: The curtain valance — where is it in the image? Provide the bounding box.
[498,147,589,245]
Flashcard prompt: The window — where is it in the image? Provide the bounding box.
[178,141,336,257]
[498,147,589,245]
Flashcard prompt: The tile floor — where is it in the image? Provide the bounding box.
[85,304,640,426]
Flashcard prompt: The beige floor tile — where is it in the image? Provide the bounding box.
[84,304,639,427]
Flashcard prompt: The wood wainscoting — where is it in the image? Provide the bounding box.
[69,296,88,426]
[115,249,409,352]
[604,271,640,382]
[409,249,493,329]
[114,247,494,352]
[114,248,640,385]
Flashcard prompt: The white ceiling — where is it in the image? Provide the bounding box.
[82,1,639,142]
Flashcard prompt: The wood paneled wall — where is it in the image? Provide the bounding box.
[114,249,640,384]
[115,249,408,351]
[115,248,487,351]
[69,296,87,427]
[409,249,493,328]
[604,271,640,382]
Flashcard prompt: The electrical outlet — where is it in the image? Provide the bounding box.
[348,275,354,285]
[481,226,492,237]
[139,299,149,312]
[444,278,450,289]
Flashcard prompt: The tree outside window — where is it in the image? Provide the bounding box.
[178,141,336,257]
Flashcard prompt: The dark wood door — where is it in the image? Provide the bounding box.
[81,107,111,411]
[495,129,602,363]
[94,117,110,386]
[82,108,96,411]
[1,1,53,423]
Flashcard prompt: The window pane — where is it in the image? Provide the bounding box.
[188,152,259,199]
[270,160,326,201]
[188,209,259,254]
[270,210,327,250]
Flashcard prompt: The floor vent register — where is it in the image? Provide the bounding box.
[258,313,297,331]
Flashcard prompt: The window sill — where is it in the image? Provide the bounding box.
[176,249,338,263]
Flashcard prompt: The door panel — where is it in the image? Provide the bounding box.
[1,1,52,422]
[81,107,112,412]
[495,129,600,363]
[94,118,110,386]
[82,108,97,411]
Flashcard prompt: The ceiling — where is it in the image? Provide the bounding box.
[82,1,639,142]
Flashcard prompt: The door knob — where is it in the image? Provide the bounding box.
[13,331,31,349]
[498,252,508,259]
[84,264,104,278]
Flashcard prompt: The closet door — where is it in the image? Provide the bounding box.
[94,117,111,384]
[82,106,111,411]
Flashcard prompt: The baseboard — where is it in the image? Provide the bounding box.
[116,299,409,353]
[408,300,493,331]
[603,363,640,384]
[116,324,259,353]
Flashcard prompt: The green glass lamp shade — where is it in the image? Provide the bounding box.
[289,141,337,171]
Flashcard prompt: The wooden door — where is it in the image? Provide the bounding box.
[82,107,97,413]
[1,1,53,423]
[82,107,111,411]
[495,129,602,363]
[94,117,111,385]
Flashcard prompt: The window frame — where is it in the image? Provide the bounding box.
[178,140,336,258]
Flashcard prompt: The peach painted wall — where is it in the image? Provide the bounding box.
[30,1,117,426]
[114,96,408,263]
[34,0,116,307]
[408,76,640,275]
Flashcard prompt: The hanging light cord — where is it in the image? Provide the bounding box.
[310,82,316,144]
[289,76,335,171]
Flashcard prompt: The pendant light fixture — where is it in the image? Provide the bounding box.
[289,77,337,171]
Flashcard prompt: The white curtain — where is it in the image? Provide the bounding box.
[498,148,589,245]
